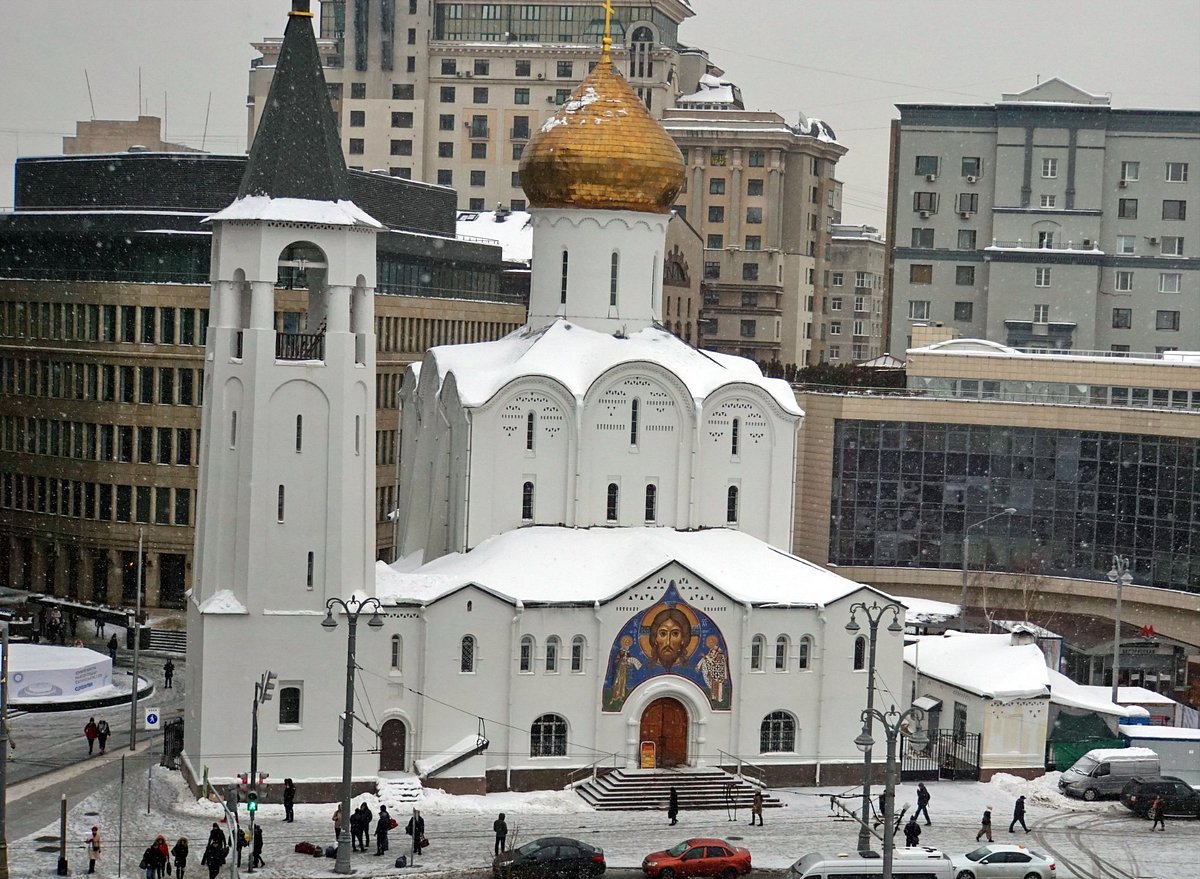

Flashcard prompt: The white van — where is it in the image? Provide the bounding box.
[1058,746,1160,800]
[788,847,954,878]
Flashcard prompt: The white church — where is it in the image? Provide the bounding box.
[183,0,905,799]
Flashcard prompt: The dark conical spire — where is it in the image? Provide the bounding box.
[238,0,349,202]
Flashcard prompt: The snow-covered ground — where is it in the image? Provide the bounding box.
[16,767,1196,879]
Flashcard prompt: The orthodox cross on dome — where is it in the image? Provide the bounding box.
[601,0,615,55]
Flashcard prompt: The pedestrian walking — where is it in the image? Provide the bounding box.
[375,809,391,856]
[84,718,99,755]
[107,633,119,662]
[1151,795,1166,831]
[235,827,249,867]
[154,835,170,878]
[95,616,104,637]
[332,806,343,842]
[172,838,189,879]
[976,805,994,842]
[351,803,371,852]
[251,825,265,868]
[749,790,764,826]
[1009,795,1029,833]
[206,824,225,852]
[200,840,226,879]
[904,816,922,848]
[405,809,425,858]
[493,813,508,854]
[164,659,175,688]
[914,782,932,825]
[96,719,111,754]
[282,778,296,822]
[668,787,679,826]
[85,826,101,874]
[140,839,166,879]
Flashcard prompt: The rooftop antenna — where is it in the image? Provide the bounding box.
[200,92,212,151]
[84,70,96,120]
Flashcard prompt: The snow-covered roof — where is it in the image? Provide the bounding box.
[991,619,1063,640]
[906,633,1050,701]
[678,74,739,105]
[198,589,248,614]
[1049,669,1144,717]
[1120,724,1200,741]
[859,353,905,369]
[1102,686,1179,705]
[206,195,382,228]
[422,319,803,414]
[374,526,872,607]
[901,596,959,626]
[456,209,532,263]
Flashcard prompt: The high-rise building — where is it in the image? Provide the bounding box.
[885,79,1199,359]
[247,0,704,212]
[662,100,845,367]
[827,224,886,363]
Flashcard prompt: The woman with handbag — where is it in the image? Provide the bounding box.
[85,826,101,874]
[140,839,166,879]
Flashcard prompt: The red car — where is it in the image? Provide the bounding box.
[642,838,752,879]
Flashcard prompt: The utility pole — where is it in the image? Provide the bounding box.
[0,622,10,879]
[129,528,144,751]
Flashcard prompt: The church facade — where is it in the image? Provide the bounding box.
[183,1,905,799]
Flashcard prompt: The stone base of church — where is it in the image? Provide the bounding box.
[181,757,380,805]
[757,762,874,788]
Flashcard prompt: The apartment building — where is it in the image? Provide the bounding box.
[827,223,886,363]
[886,79,1200,359]
[0,153,523,608]
[662,100,845,367]
[247,0,703,213]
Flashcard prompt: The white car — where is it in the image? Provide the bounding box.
[949,844,1055,879]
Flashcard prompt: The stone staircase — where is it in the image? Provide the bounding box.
[574,767,784,812]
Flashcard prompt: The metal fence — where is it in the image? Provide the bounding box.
[901,730,981,782]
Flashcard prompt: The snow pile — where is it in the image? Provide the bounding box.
[197,590,247,615]
[1049,669,1145,717]
[376,774,424,805]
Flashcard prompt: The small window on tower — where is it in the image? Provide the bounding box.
[560,251,569,304]
[306,551,315,589]
[526,411,535,451]
[731,418,740,456]
[726,485,739,523]
[610,252,619,307]
[230,411,238,448]
[521,481,534,520]
[630,399,639,446]
[644,484,657,522]
[295,414,303,452]
[277,485,285,522]
[606,483,619,522]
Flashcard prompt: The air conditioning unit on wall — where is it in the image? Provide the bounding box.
[967,175,978,184]
[925,174,937,182]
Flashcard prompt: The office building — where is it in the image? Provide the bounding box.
[827,223,886,363]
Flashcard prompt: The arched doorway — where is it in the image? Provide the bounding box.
[639,697,688,768]
[379,719,407,772]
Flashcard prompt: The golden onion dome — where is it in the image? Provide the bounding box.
[519,52,685,213]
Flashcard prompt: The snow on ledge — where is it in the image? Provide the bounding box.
[414,734,488,776]
[206,196,383,228]
[198,589,248,615]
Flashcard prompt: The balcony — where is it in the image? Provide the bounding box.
[511,127,530,140]
[276,331,325,361]
[986,239,1100,252]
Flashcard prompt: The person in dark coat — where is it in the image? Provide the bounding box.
[904,816,922,847]
[350,806,365,852]
[374,810,391,856]
[200,840,226,879]
[171,838,189,879]
[667,787,679,826]
[405,810,425,857]
[164,659,175,688]
[749,790,764,826]
[976,805,993,842]
[84,718,99,755]
[206,824,225,852]
[282,779,296,822]
[107,633,119,662]
[96,719,111,754]
[1150,795,1166,831]
[493,813,508,854]
[251,825,265,868]
[914,782,931,825]
[1009,795,1029,832]
[140,840,166,879]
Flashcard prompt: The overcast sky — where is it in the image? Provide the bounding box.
[2,1,1198,229]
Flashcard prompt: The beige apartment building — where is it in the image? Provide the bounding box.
[247,0,705,213]
[662,98,845,368]
[886,79,1200,359]
[827,223,886,363]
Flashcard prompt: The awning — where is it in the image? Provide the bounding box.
[913,695,942,712]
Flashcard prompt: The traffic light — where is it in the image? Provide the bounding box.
[260,671,277,704]
[247,791,258,813]
[237,773,249,791]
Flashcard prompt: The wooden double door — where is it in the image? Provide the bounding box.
[640,697,688,768]
[379,719,407,772]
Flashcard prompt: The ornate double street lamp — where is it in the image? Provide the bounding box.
[958,507,1017,631]
[1107,555,1134,705]
[845,601,904,853]
[855,704,927,879]
[322,596,384,875]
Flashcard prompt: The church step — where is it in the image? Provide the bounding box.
[575,768,784,812]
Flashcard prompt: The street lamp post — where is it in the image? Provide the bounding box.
[957,507,1017,632]
[845,601,904,853]
[322,597,384,875]
[855,704,927,879]
[1107,555,1133,705]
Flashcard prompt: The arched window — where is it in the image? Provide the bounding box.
[570,635,586,673]
[726,485,739,523]
[295,414,303,452]
[798,635,813,670]
[519,635,534,673]
[560,251,569,304]
[390,634,402,671]
[278,685,301,726]
[606,483,619,521]
[460,635,477,673]
[526,411,535,451]
[530,713,568,757]
[644,484,657,522]
[750,634,766,671]
[521,481,534,520]
[853,635,866,671]
[610,252,620,306]
[628,26,655,79]
[760,710,796,753]
[545,635,560,672]
[774,635,789,671]
[731,417,740,456]
[630,398,639,445]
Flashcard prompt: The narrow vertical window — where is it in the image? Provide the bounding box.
[277,485,285,522]
[609,252,619,306]
[295,414,303,452]
[230,411,237,448]
[519,635,534,672]
[521,481,534,520]
[726,485,739,523]
[545,635,560,672]
[355,415,361,455]
[306,551,315,589]
[526,411,535,451]
[460,635,476,673]
[630,399,639,445]
[571,635,585,673]
[644,484,657,522]
[390,634,402,671]
[560,251,569,304]
[606,483,619,521]
[853,636,866,671]
[731,418,740,456]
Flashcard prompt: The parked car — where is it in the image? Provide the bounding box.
[948,844,1055,879]
[493,837,605,879]
[1120,776,1200,818]
[642,838,751,879]
[789,847,953,878]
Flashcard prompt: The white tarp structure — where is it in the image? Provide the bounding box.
[4,644,113,703]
